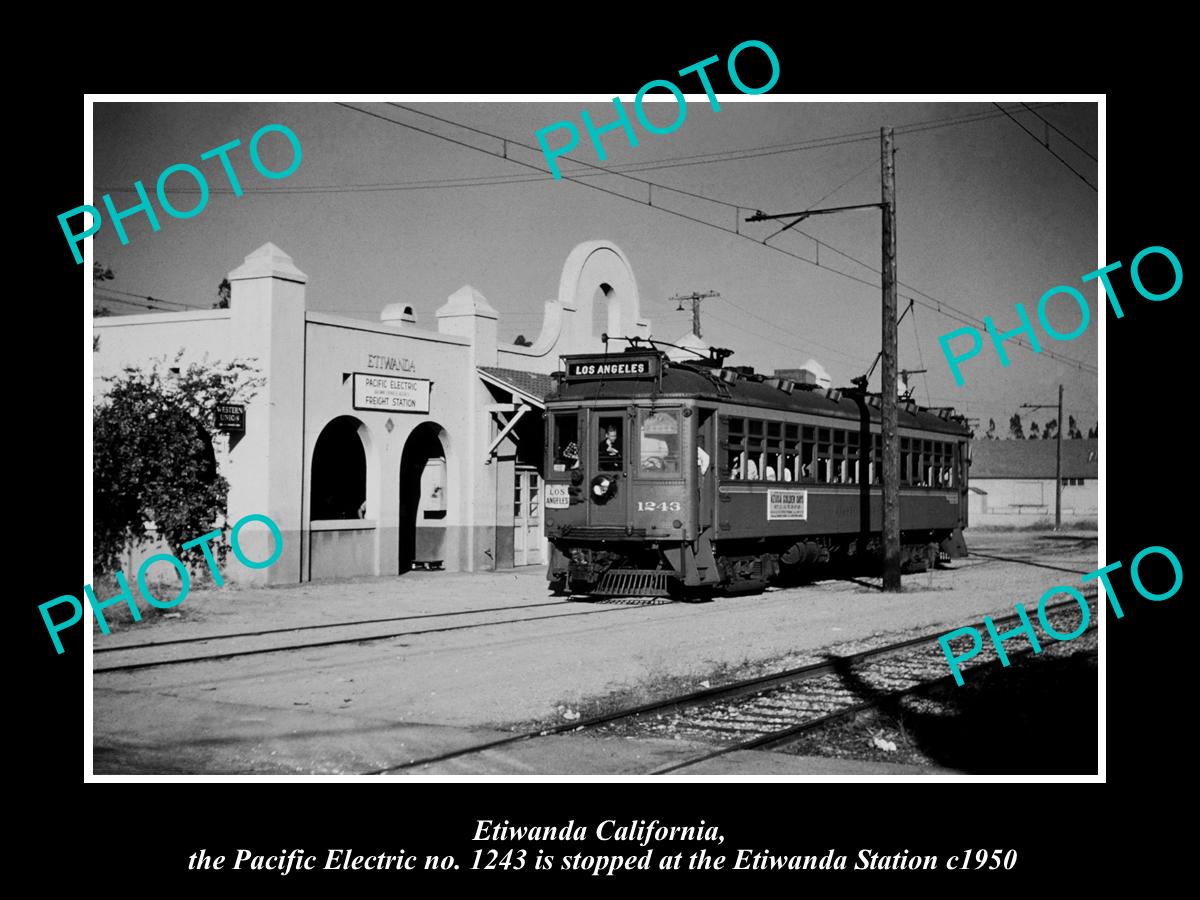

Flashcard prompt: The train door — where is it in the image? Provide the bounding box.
[589,409,628,527]
[697,407,716,531]
[513,467,542,565]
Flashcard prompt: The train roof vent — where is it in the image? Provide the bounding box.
[824,388,842,402]
[719,369,740,384]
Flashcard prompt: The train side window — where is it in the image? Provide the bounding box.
[900,437,910,484]
[597,415,624,471]
[727,417,746,479]
[638,408,681,478]
[765,433,782,481]
[746,419,766,480]
[801,426,815,482]
[847,431,860,484]
[551,412,580,475]
[923,439,934,486]
[871,433,882,484]
[831,430,845,483]
[818,428,832,483]
[783,423,799,482]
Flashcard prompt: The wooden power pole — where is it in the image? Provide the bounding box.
[1056,383,1064,528]
[671,291,719,339]
[881,127,901,591]
[741,133,899,588]
[1021,384,1065,530]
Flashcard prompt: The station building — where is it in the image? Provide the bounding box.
[966,438,1099,527]
[92,239,653,584]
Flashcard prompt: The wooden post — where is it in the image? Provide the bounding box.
[881,127,901,592]
[1055,383,1063,529]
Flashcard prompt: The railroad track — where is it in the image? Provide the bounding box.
[641,598,1098,773]
[965,551,1094,577]
[368,593,1097,775]
[92,599,661,674]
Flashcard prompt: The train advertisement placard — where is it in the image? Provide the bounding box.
[766,489,808,520]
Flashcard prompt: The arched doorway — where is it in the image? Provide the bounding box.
[311,416,368,519]
[400,421,449,571]
[309,415,376,580]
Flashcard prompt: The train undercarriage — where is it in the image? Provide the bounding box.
[550,528,967,599]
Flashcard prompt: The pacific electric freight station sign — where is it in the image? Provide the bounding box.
[353,373,431,413]
[564,357,659,380]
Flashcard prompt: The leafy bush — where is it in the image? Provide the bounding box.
[93,352,264,576]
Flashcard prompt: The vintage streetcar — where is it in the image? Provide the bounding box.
[543,345,971,598]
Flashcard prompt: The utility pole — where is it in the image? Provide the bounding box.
[1021,383,1064,530]
[743,128,901,591]
[671,291,720,338]
[880,127,900,591]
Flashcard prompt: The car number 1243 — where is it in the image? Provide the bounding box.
[637,501,681,512]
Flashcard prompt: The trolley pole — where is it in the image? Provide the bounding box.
[881,127,901,592]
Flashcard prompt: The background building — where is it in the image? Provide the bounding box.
[967,439,1098,527]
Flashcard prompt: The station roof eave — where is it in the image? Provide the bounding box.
[477,367,553,409]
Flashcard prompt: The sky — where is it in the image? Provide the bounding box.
[90,98,1099,434]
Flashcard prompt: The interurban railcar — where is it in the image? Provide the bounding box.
[543,347,971,597]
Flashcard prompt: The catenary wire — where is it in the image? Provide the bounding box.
[96,102,1064,196]
[375,103,1099,377]
[992,103,1096,191]
[1019,103,1098,162]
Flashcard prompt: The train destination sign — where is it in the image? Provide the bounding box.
[563,356,660,380]
[353,373,431,413]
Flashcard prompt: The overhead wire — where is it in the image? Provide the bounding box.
[367,102,1098,376]
[95,101,1097,378]
[992,103,1096,191]
[93,285,211,309]
[1019,103,1097,162]
[97,101,1065,197]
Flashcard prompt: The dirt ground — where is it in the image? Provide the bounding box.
[91,530,1101,775]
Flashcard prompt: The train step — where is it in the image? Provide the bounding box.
[594,569,674,597]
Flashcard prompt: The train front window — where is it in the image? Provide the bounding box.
[551,412,580,474]
[638,409,681,477]
[597,415,624,471]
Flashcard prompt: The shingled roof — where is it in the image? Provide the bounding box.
[970,438,1099,479]
[478,367,555,405]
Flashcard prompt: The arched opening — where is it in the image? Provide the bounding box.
[400,421,449,571]
[311,416,368,520]
[591,282,615,339]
